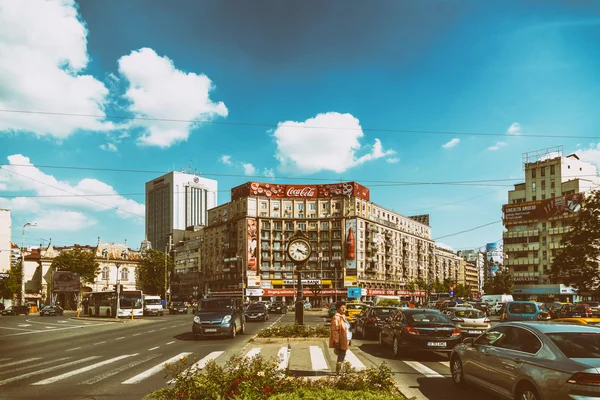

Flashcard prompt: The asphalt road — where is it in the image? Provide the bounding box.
[0,310,284,400]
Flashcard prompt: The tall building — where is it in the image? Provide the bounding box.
[145,172,217,251]
[502,146,600,301]
[458,250,485,295]
[0,209,11,273]
[203,181,439,302]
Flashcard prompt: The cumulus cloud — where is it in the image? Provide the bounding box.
[507,122,521,135]
[0,154,145,220]
[220,155,232,165]
[576,144,600,168]
[487,141,508,151]
[100,143,118,152]
[273,112,396,174]
[386,157,400,164]
[117,48,228,147]
[263,168,276,178]
[242,163,257,176]
[0,0,113,138]
[442,138,460,149]
[35,211,97,231]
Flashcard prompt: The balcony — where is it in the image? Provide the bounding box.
[548,242,565,249]
[504,242,540,252]
[505,257,539,266]
[503,229,539,238]
[549,226,573,235]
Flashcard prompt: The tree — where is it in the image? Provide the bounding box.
[0,263,22,300]
[483,272,514,295]
[454,283,471,299]
[51,248,99,284]
[136,249,173,296]
[404,280,417,293]
[551,190,600,292]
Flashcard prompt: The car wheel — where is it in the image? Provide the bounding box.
[392,337,402,358]
[379,331,385,348]
[516,384,540,400]
[229,323,237,338]
[451,355,465,387]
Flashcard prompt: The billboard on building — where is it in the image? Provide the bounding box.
[231,182,370,201]
[486,242,503,278]
[53,271,81,292]
[345,219,357,270]
[502,193,584,222]
[247,218,257,271]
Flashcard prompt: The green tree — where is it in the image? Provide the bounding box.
[404,280,417,293]
[550,191,600,292]
[51,248,99,284]
[136,249,173,296]
[483,272,514,295]
[415,277,427,291]
[0,263,22,300]
[454,283,471,299]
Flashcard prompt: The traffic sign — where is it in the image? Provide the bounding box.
[450,291,454,296]
[347,287,360,298]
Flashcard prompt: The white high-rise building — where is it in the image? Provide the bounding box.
[145,172,218,251]
[0,209,11,273]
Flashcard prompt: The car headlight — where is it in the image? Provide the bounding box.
[222,315,232,324]
[193,316,200,324]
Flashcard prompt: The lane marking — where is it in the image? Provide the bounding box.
[0,358,41,368]
[18,324,32,327]
[116,337,125,340]
[244,348,261,360]
[149,347,160,351]
[79,354,161,385]
[277,346,289,370]
[132,333,142,336]
[0,356,100,385]
[66,347,82,352]
[0,322,117,337]
[166,341,175,345]
[309,346,328,371]
[0,357,71,376]
[122,352,192,384]
[439,361,450,368]
[33,354,137,385]
[0,358,10,362]
[45,326,56,329]
[148,330,155,333]
[93,341,106,345]
[403,361,444,378]
[0,326,39,332]
[346,350,366,371]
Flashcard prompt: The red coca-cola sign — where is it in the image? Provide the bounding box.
[286,186,317,198]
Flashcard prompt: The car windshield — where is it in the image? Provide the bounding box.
[588,302,600,307]
[173,302,184,306]
[548,332,600,358]
[145,299,162,305]
[42,306,55,310]
[455,309,485,319]
[407,312,452,324]
[247,304,265,311]
[508,303,537,314]
[347,304,365,310]
[198,300,234,311]
[372,308,396,316]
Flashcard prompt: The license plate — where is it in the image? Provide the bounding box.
[468,330,482,334]
[204,328,217,333]
[427,342,446,347]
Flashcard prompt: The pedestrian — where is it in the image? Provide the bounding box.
[329,301,352,373]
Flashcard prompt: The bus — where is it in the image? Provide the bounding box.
[84,290,144,318]
[430,293,451,302]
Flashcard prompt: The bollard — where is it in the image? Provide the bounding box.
[77,308,81,318]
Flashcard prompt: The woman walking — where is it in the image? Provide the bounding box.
[329,301,352,373]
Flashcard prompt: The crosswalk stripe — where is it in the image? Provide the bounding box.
[403,361,444,378]
[345,350,366,371]
[79,354,161,385]
[0,358,10,362]
[122,352,192,384]
[33,354,138,385]
[0,358,41,368]
[439,361,450,368]
[309,346,328,371]
[0,356,100,385]
[244,348,261,360]
[168,351,225,384]
[0,357,71,376]
[277,347,289,370]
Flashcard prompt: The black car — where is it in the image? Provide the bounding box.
[40,305,64,316]
[192,298,245,338]
[1,305,30,316]
[169,302,189,314]
[353,306,397,339]
[269,301,287,314]
[245,303,269,322]
[379,309,462,358]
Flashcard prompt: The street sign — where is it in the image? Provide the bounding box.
[0,273,9,280]
[347,287,360,298]
[450,291,454,296]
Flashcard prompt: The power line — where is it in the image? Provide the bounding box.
[1,108,598,139]
[433,220,502,241]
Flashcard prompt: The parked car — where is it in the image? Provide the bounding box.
[192,298,245,338]
[1,305,30,316]
[587,301,600,317]
[379,309,462,358]
[450,322,600,400]
[269,301,287,314]
[562,303,593,318]
[354,306,397,339]
[245,303,269,322]
[445,307,491,337]
[39,305,63,316]
[345,303,368,325]
[169,302,189,314]
[500,301,545,322]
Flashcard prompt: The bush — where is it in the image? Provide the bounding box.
[270,388,404,400]
[257,323,329,338]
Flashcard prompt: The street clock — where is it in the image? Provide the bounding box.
[287,235,312,264]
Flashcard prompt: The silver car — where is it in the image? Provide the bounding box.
[445,307,491,337]
[450,322,600,400]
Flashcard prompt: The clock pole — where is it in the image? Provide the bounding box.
[287,230,311,326]
[295,262,304,325]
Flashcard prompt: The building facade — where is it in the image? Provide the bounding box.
[0,209,11,273]
[502,147,600,301]
[458,250,485,295]
[145,171,217,252]
[171,227,204,301]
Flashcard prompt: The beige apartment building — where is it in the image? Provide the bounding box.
[502,147,600,301]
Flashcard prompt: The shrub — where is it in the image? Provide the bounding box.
[270,388,404,399]
[257,323,329,338]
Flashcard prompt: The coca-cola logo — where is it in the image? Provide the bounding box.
[286,186,316,197]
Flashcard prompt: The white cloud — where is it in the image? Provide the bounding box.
[100,143,118,152]
[487,141,508,151]
[220,155,232,165]
[273,112,395,174]
[0,154,145,219]
[263,168,276,178]
[117,48,228,148]
[436,243,455,252]
[507,122,521,135]
[242,163,257,176]
[34,210,97,231]
[442,138,460,149]
[0,0,113,138]
[576,144,600,167]
[386,157,400,164]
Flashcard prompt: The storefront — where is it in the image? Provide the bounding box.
[512,284,578,303]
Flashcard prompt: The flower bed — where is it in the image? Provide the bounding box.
[257,323,330,338]
[144,354,408,400]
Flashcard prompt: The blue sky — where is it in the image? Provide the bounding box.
[1,0,600,252]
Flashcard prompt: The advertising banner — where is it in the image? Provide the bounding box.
[262,288,347,297]
[502,193,584,222]
[53,271,81,292]
[282,279,320,285]
[345,219,357,270]
[248,276,261,288]
[486,242,504,278]
[247,218,257,271]
[231,182,370,201]
[246,288,264,296]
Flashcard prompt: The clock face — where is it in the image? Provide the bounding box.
[288,240,311,262]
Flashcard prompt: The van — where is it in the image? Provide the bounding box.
[500,301,542,322]
[480,294,513,305]
[143,295,164,316]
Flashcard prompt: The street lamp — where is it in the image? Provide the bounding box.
[115,263,121,319]
[21,222,37,306]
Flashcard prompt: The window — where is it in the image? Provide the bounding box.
[542,194,546,200]
[321,222,329,230]
[541,181,546,190]
[531,168,536,178]
[499,327,542,354]
[548,332,600,358]
[297,222,306,231]
[532,196,536,201]
[297,204,304,211]
[260,202,268,210]
[101,267,109,280]
[309,203,316,211]
[550,165,555,175]
[551,181,555,189]
[541,168,546,177]
[543,250,547,260]
[475,326,509,346]
[532,182,536,192]
[121,268,129,281]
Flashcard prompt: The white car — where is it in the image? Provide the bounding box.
[491,302,505,315]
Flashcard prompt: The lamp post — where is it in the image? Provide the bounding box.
[21,222,37,306]
[115,263,121,319]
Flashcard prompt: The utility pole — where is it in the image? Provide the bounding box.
[21,222,37,306]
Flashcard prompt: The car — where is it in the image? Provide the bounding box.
[0,303,5,311]
[491,302,505,315]
[444,307,491,337]
[39,305,63,316]
[245,303,269,322]
[192,298,245,338]
[345,303,368,325]
[562,303,593,318]
[353,306,397,339]
[500,301,545,322]
[379,308,462,358]
[1,305,30,316]
[169,302,189,314]
[450,322,600,400]
[587,301,600,317]
[554,317,600,326]
[269,301,287,314]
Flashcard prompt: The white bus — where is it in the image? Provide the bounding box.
[84,290,144,318]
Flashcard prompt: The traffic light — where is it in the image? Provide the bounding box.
[113,284,124,292]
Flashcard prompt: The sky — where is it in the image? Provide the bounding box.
[2,0,600,253]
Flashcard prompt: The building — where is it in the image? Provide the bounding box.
[171,227,204,301]
[457,259,480,297]
[145,171,217,252]
[502,146,600,301]
[458,250,485,295]
[203,181,438,303]
[0,209,11,273]
[433,246,462,285]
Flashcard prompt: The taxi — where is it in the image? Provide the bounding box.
[553,317,600,326]
[345,302,368,324]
